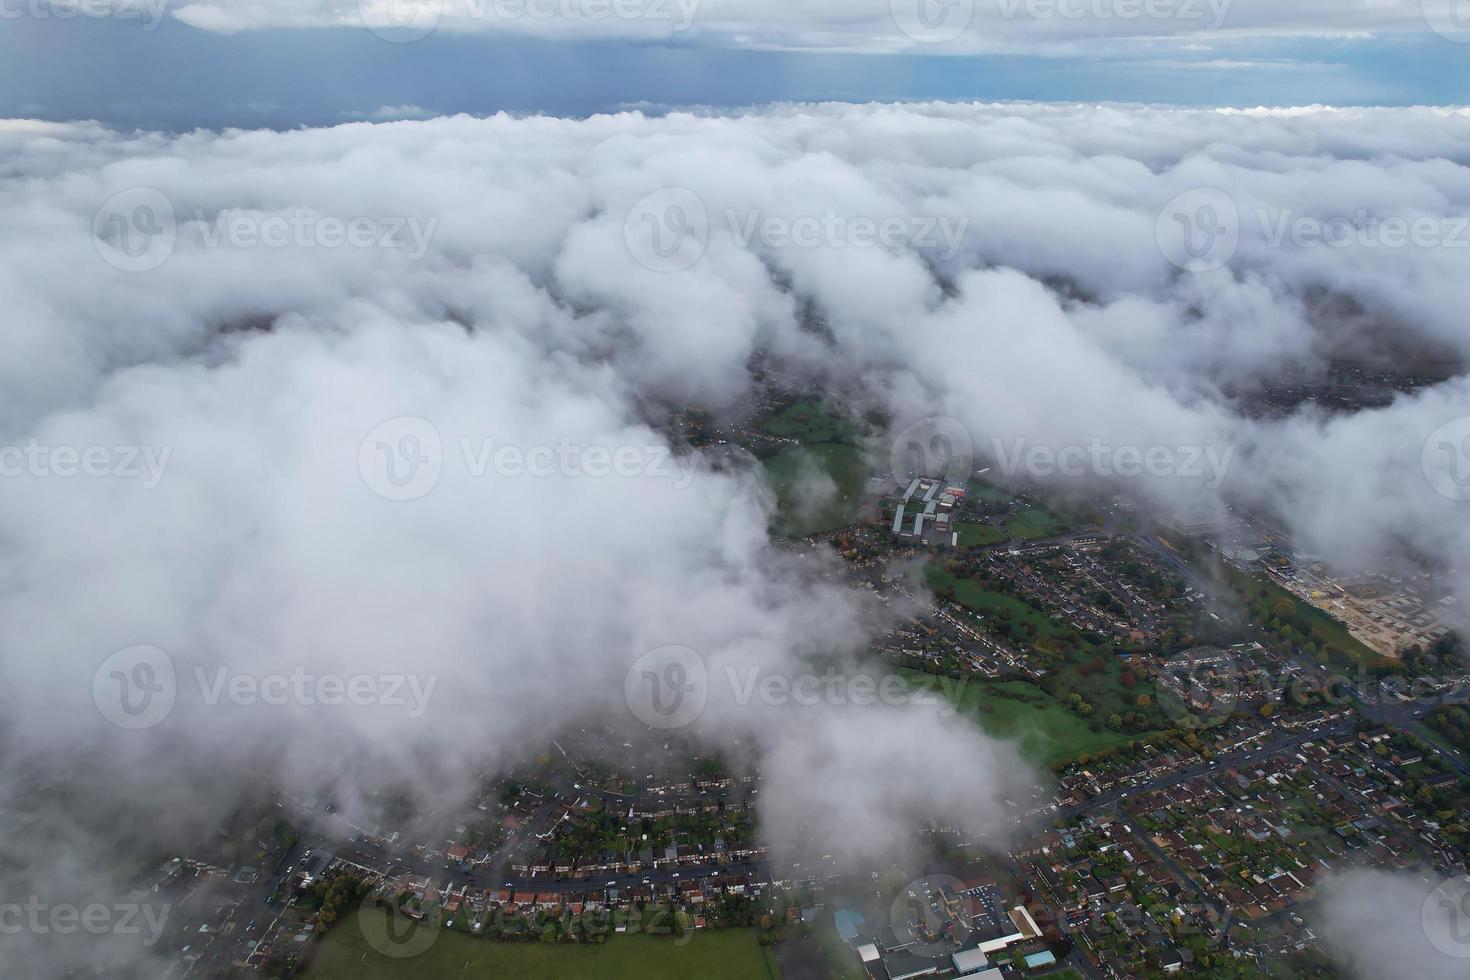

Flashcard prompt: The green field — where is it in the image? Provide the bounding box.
[955,521,1008,548]
[1224,566,1387,669]
[759,398,858,445]
[305,910,779,980]
[1003,508,1068,540]
[966,479,1015,505]
[924,567,1072,642]
[903,671,1132,765]
[762,443,868,537]
[813,923,865,980]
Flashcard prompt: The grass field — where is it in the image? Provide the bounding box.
[955,521,1008,548]
[762,443,868,537]
[1003,508,1068,540]
[902,670,1132,765]
[812,923,864,980]
[760,398,858,445]
[965,479,1014,505]
[305,910,779,980]
[1224,566,1387,669]
[924,567,1071,642]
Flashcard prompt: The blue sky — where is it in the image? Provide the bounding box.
[2,11,1467,129]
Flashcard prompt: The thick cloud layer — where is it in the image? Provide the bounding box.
[1315,870,1470,980]
[1,101,1468,973]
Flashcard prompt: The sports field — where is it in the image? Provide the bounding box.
[1003,508,1068,540]
[901,670,1132,765]
[762,443,868,536]
[759,398,858,444]
[305,910,779,980]
[955,521,1008,547]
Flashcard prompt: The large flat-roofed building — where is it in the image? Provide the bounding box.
[836,908,867,945]
[890,476,965,547]
[1167,512,1223,540]
[879,947,940,980]
[951,947,988,975]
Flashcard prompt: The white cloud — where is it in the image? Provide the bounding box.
[1,100,1468,972]
[48,0,1467,53]
[1316,870,1470,980]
